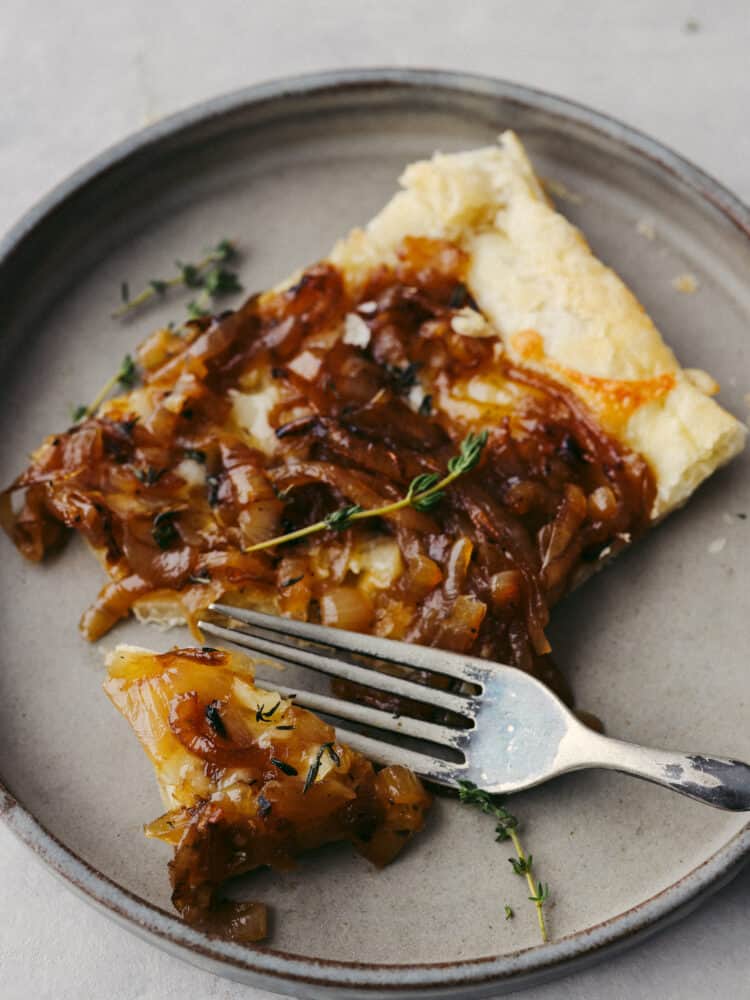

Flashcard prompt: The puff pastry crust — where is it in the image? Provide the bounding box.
[329,132,746,518]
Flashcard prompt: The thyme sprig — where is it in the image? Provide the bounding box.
[72,353,138,423]
[112,239,241,319]
[245,430,488,554]
[458,780,550,943]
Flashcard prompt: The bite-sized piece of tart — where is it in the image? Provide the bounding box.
[5,132,745,706]
[104,644,431,940]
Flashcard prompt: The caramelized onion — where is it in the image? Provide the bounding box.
[5,236,655,708]
[237,500,284,548]
[320,586,374,632]
[490,569,523,610]
[401,554,443,602]
[540,483,588,601]
[433,595,487,653]
[444,537,473,599]
[79,573,152,641]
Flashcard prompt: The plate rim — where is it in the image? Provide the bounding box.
[1,67,749,997]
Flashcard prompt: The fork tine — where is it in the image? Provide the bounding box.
[269,683,470,751]
[332,726,462,786]
[208,603,485,686]
[200,619,477,718]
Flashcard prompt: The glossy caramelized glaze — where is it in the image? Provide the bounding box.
[4,237,655,703]
[105,646,431,939]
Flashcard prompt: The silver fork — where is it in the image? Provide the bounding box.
[200,604,750,811]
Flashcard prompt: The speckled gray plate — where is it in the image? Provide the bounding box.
[0,70,748,998]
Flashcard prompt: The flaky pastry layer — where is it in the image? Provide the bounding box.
[329,132,746,518]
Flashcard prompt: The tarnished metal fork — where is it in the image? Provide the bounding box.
[201,604,750,811]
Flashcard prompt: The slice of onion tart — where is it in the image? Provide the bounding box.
[4,131,745,707]
[103,644,431,940]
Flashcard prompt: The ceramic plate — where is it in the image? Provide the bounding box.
[0,70,748,998]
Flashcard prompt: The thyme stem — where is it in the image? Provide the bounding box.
[87,370,124,415]
[457,779,550,943]
[244,430,488,554]
[508,828,548,942]
[112,239,239,318]
[244,517,338,553]
[73,354,137,423]
[112,268,197,317]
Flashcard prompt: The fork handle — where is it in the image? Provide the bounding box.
[580,731,750,811]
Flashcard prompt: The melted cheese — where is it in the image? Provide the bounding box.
[231,382,281,455]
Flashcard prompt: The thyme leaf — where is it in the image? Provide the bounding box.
[447,429,488,476]
[205,700,227,738]
[204,267,242,296]
[509,855,533,876]
[117,353,137,387]
[303,741,340,793]
[270,757,298,777]
[177,261,203,288]
[151,510,179,550]
[255,700,281,723]
[134,466,164,486]
[324,504,364,531]
[385,361,419,392]
[529,882,550,904]
[206,474,221,507]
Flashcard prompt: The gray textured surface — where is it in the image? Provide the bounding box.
[0,2,749,998]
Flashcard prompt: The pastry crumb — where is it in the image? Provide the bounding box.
[684,368,719,396]
[720,512,747,525]
[542,178,583,205]
[707,537,726,555]
[636,217,656,240]
[671,273,699,294]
